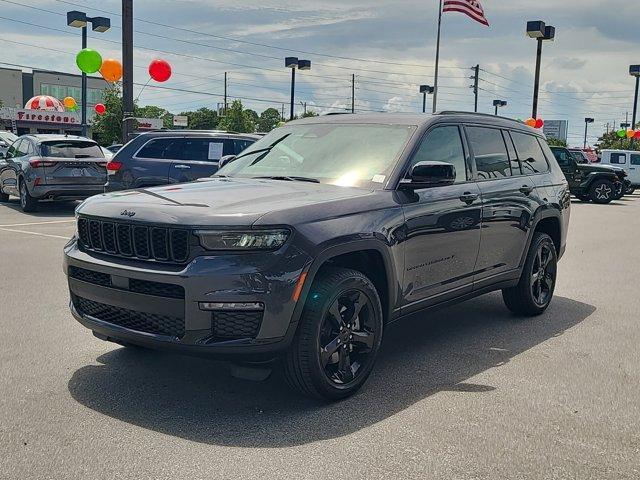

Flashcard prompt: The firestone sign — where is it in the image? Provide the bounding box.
[0,107,82,125]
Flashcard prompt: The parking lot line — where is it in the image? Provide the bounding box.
[0,227,70,240]
[0,219,76,228]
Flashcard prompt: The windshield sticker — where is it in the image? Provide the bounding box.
[372,175,386,184]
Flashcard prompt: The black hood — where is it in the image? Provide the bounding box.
[77,177,376,226]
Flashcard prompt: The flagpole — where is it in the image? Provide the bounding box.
[432,0,443,113]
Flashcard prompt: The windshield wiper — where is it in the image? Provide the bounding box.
[233,133,292,164]
[254,175,320,183]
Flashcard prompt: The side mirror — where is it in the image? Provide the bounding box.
[400,161,456,189]
[218,154,236,169]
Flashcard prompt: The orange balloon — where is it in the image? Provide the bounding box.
[100,58,123,83]
[525,118,537,127]
[63,96,77,108]
[626,129,636,139]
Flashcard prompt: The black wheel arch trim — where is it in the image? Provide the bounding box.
[518,207,564,268]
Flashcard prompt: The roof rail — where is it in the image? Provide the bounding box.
[438,110,521,123]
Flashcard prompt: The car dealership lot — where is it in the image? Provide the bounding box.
[1,197,639,479]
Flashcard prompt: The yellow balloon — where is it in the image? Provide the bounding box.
[63,96,77,109]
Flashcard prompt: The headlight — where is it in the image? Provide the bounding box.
[195,229,290,251]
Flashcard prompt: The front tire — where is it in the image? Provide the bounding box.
[589,179,614,204]
[502,232,558,316]
[19,179,38,212]
[284,267,383,401]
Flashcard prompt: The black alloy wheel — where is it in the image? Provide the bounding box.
[589,179,614,204]
[284,267,383,400]
[502,232,558,316]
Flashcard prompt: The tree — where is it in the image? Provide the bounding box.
[301,110,319,118]
[91,86,123,146]
[597,130,640,151]
[257,108,282,132]
[135,105,172,129]
[546,138,567,147]
[219,100,255,133]
[179,107,219,130]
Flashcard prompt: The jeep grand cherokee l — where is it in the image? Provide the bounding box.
[64,113,570,400]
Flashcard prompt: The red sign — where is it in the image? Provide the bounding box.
[12,109,81,125]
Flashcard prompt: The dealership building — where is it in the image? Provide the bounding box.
[0,67,108,136]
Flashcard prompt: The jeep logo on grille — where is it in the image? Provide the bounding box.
[120,210,136,218]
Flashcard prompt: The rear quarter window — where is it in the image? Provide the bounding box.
[610,153,627,164]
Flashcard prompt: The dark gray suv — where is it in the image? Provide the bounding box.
[64,113,571,400]
[0,135,107,212]
[104,131,259,192]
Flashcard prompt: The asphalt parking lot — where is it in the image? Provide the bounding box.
[1,195,639,479]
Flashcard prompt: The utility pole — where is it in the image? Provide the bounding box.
[224,72,228,115]
[351,74,355,114]
[281,103,285,121]
[470,64,479,113]
[300,102,307,116]
[121,0,134,144]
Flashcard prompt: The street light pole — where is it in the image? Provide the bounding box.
[289,66,296,121]
[584,117,594,149]
[526,21,555,119]
[81,25,87,137]
[493,99,507,115]
[419,85,434,114]
[122,0,134,144]
[285,57,311,121]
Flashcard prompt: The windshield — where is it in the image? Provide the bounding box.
[569,151,588,164]
[0,131,18,144]
[40,140,104,159]
[218,123,416,188]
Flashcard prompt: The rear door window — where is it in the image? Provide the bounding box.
[631,154,640,165]
[502,131,522,175]
[610,152,627,164]
[510,132,549,174]
[41,141,104,158]
[136,138,182,159]
[466,126,511,180]
[12,139,26,157]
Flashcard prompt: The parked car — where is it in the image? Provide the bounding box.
[568,148,630,199]
[600,149,640,195]
[0,131,18,158]
[550,146,622,203]
[104,131,260,192]
[0,135,107,212]
[64,112,570,400]
[100,147,114,160]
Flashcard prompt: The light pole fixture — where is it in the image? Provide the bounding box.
[584,117,594,149]
[493,99,507,115]
[67,10,111,137]
[419,85,434,113]
[630,65,640,145]
[526,20,555,119]
[285,57,311,121]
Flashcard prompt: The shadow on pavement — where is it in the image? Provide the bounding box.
[0,199,78,217]
[68,293,595,447]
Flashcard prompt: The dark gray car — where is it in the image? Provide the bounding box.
[104,131,260,192]
[0,135,107,212]
[64,112,571,400]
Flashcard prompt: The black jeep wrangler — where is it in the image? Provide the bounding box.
[550,146,622,204]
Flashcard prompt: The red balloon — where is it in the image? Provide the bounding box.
[535,118,544,129]
[149,59,172,82]
[94,103,106,115]
[635,130,640,139]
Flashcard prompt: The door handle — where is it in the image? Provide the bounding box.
[519,185,534,195]
[459,192,479,204]
[173,164,191,170]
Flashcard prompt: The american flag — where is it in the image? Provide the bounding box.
[443,0,489,27]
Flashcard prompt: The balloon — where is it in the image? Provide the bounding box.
[100,58,123,83]
[63,97,77,109]
[627,129,636,139]
[535,118,544,129]
[76,48,103,74]
[94,103,106,115]
[68,105,78,112]
[635,130,640,139]
[617,130,627,138]
[525,118,537,127]
[148,59,172,82]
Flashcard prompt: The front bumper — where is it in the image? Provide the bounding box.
[64,238,312,359]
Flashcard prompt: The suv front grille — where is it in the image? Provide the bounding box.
[77,216,191,264]
[212,311,263,339]
[74,295,185,338]
[68,266,185,299]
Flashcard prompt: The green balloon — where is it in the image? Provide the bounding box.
[76,48,103,74]
[617,129,627,138]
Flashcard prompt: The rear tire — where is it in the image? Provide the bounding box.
[502,232,558,316]
[19,179,38,212]
[283,267,383,401]
[588,179,614,204]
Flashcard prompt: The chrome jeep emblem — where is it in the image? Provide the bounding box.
[120,209,136,218]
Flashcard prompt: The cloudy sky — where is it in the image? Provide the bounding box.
[0,0,637,145]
